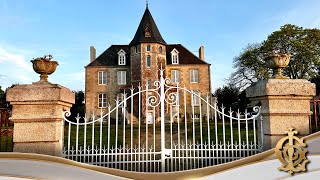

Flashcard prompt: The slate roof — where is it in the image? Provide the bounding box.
[87,44,209,67]
[129,7,166,45]
[87,8,209,67]
[86,45,130,67]
[166,44,209,65]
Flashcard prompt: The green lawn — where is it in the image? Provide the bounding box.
[0,127,13,152]
[64,121,259,151]
[0,121,258,152]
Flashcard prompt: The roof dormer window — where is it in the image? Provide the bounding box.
[171,48,179,64]
[118,49,126,65]
[145,27,151,37]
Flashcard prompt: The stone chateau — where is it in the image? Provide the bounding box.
[85,6,212,122]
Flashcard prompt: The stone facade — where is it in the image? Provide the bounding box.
[165,64,211,118]
[85,7,212,122]
[85,66,131,117]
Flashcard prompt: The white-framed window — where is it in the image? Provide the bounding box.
[171,70,180,83]
[147,79,152,89]
[192,91,200,106]
[117,93,125,107]
[146,56,151,68]
[171,48,179,64]
[117,71,126,85]
[146,45,151,52]
[192,114,200,120]
[98,71,107,85]
[146,112,154,124]
[190,70,199,83]
[98,93,107,108]
[118,49,126,65]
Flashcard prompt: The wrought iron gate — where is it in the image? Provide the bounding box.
[63,69,263,172]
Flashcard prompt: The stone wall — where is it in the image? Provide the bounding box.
[165,64,212,121]
[246,79,316,149]
[86,43,212,123]
[7,82,75,156]
[85,66,131,119]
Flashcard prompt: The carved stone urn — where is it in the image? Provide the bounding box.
[266,53,291,79]
[31,55,59,82]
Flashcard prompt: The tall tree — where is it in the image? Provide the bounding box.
[214,84,250,111]
[0,86,6,108]
[310,77,320,96]
[230,24,320,90]
[68,90,85,122]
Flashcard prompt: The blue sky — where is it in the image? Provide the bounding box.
[0,0,320,91]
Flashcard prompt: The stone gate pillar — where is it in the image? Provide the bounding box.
[246,79,315,150]
[6,56,74,156]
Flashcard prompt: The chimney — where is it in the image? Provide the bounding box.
[90,46,96,63]
[199,46,205,61]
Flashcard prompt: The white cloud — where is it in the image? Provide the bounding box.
[0,46,38,88]
[0,47,33,72]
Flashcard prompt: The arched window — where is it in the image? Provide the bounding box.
[159,46,163,54]
[146,56,151,68]
[118,49,126,65]
[146,45,151,52]
[171,48,179,64]
[145,28,151,37]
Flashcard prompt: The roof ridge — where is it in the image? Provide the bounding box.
[167,44,182,46]
[179,44,202,61]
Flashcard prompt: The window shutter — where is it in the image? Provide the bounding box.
[171,70,175,82]
[123,71,126,84]
[104,71,107,84]
[194,70,198,82]
[177,70,180,82]
[117,71,121,84]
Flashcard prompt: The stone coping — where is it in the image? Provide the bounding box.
[6,82,75,104]
[246,79,315,98]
